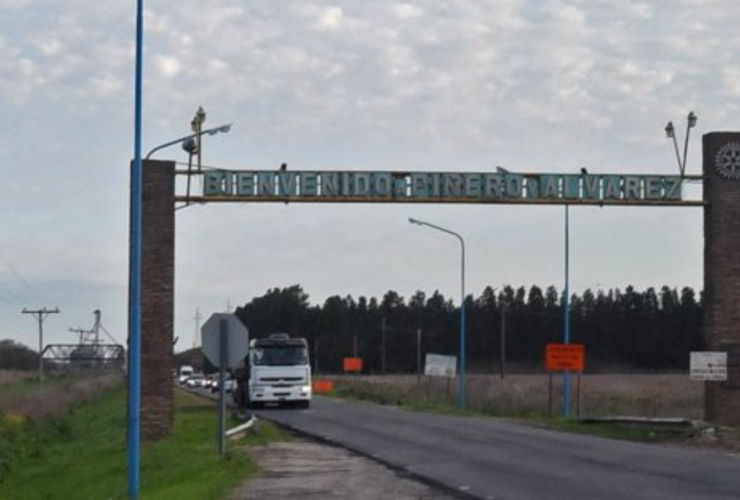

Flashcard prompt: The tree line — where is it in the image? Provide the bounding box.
[0,340,39,370]
[233,284,703,374]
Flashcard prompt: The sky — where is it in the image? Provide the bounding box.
[0,0,735,351]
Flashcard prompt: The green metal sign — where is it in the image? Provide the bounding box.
[191,170,695,206]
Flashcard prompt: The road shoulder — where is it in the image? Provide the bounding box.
[228,437,456,500]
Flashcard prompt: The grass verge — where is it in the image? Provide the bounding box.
[330,376,716,447]
[0,385,287,499]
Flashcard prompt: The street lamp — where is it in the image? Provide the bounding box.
[563,204,572,417]
[145,117,231,208]
[145,122,232,160]
[408,217,467,410]
[664,111,698,177]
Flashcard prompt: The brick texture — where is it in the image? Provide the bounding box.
[130,159,175,440]
[704,133,740,425]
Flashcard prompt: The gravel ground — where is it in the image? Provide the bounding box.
[229,439,458,500]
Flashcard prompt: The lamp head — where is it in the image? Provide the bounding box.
[207,123,232,135]
[191,106,207,132]
[182,136,198,155]
[409,217,421,225]
[664,121,675,138]
[687,111,697,128]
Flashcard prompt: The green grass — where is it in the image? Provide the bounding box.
[0,386,286,500]
[543,418,696,443]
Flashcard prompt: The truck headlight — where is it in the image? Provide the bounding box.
[301,385,311,393]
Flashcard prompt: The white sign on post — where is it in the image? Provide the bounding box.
[201,313,250,369]
[690,351,727,381]
[424,353,457,378]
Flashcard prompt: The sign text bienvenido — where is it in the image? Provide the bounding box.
[201,170,684,204]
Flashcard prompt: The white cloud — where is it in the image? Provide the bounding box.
[0,0,732,346]
[91,74,124,98]
[318,6,343,30]
[722,67,740,96]
[37,38,63,56]
[393,3,423,20]
[154,54,182,79]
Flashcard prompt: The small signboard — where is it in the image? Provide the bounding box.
[424,354,457,378]
[546,343,585,372]
[690,351,727,381]
[343,357,363,373]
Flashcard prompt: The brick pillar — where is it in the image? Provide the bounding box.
[704,133,740,425]
[130,159,175,440]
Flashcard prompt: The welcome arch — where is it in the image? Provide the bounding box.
[133,132,736,440]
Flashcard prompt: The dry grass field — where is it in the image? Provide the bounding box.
[0,371,123,420]
[0,370,33,386]
[334,373,704,420]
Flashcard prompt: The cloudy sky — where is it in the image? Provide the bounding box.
[1,0,734,350]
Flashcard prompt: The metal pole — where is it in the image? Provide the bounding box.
[671,135,682,176]
[500,303,506,380]
[416,328,421,385]
[681,121,691,176]
[563,205,571,417]
[460,237,466,411]
[128,0,144,495]
[381,317,386,375]
[218,319,227,456]
[38,314,43,380]
[407,218,466,410]
[22,308,59,382]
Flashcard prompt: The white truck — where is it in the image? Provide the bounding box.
[178,364,194,384]
[235,333,312,409]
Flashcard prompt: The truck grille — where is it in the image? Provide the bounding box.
[259,377,302,383]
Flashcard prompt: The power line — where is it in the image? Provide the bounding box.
[0,250,43,301]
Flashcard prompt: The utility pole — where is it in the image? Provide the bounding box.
[381,317,387,375]
[22,307,60,382]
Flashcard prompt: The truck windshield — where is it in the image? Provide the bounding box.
[252,345,308,366]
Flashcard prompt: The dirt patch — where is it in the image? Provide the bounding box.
[230,439,457,500]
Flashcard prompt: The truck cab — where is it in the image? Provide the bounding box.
[246,334,312,409]
[178,365,194,384]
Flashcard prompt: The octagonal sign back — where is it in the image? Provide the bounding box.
[200,313,250,368]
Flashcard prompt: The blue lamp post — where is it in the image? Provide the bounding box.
[563,205,571,417]
[409,218,467,410]
[129,0,144,498]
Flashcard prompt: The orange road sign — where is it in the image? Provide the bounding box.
[546,343,585,372]
[343,357,363,373]
[313,379,335,393]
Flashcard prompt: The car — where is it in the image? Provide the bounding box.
[186,374,205,388]
[211,375,235,393]
[204,374,218,390]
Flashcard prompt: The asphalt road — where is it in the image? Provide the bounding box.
[258,397,740,500]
